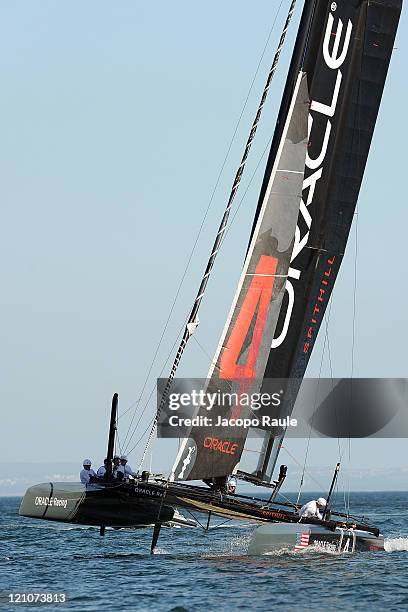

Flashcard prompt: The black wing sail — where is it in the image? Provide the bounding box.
[171,0,401,484]
[248,0,402,481]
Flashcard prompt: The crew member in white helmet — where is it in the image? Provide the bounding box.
[97,458,110,478]
[299,497,327,519]
[227,476,237,494]
[117,455,137,479]
[80,459,96,484]
[111,455,120,479]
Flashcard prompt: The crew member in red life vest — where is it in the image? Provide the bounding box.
[80,459,96,484]
[299,497,327,519]
[227,477,237,494]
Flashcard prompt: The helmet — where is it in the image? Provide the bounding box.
[113,455,120,460]
[83,459,92,466]
[317,497,327,507]
[120,455,128,461]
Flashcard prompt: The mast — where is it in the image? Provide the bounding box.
[322,462,340,520]
[106,393,118,478]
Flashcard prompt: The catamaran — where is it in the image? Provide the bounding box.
[20,0,401,554]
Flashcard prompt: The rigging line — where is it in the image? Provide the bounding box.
[220,135,273,248]
[127,416,156,462]
[324,297,334,381]
[128,8,291,458]
[115,429,124,457]
[124,133,273,454]
[296,309,331,505]
[123,325,185,454]
[190,335,232,393]
[127,129,283,463]
[138,0,300,472]
[323,296,342,461]
[280,444,327,492]
[274,490,299,508]
[116,401,137,421]
[190,334,220,373]
[350,219,359,375]
[345,0,367,514]
[345,208,359,516]
[127,130,275,456]
[121,319,185,449]
[187,131,274,371]
[191,335,238,395]
[120,0,287,449]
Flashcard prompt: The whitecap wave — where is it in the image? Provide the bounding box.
[258,541,343,557]
[384,537,408,552]
[263,546,294,557]
[152,547,168,555]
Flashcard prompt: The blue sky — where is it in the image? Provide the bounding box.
[0,1,407,490]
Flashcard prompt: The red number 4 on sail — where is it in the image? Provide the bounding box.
[220,254,278,381]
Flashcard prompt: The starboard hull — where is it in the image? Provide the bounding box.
[247,522,384,555]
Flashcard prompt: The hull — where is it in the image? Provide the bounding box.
[20,479,382,553]
[19,480,287,527]
[248,522,384,555]
[19,482,174,528]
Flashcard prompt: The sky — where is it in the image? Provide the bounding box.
[0,1,407,492]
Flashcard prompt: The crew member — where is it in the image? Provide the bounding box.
[80,459,96,484]
[299,497,327,519]
[203,476,228,491]
[117,455,137,479]
[97,458,110,478]
[227,477,237,494]
[112,455,120,479]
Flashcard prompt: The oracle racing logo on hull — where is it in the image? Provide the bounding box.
[272,6,353,349]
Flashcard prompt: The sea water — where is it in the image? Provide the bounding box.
[1,492,408,611]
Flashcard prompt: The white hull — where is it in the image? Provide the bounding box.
[248,522,384,555]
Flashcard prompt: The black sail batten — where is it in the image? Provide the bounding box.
[171,71,310,482]
[250,0,402,481]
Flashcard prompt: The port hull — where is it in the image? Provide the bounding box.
[19,482,174,527]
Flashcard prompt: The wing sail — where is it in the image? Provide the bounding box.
[171,71,309,481]
[246,0,402,481]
